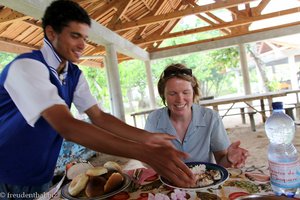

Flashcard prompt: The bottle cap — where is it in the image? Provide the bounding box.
[272,102,283,110]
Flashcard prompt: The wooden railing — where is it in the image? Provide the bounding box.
[130,108,158,128]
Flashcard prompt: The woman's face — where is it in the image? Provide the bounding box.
[164,77,194,116]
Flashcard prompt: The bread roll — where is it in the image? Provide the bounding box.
[85,176,106,197]
[103,161,122,172]
[102,170,115,180]
[68,173,89,196]
[104,172,124,193]
[86,166,108,176]
[66,162,93,180]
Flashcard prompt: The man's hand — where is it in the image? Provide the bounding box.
[141,143,195,188]
[143,133,176,148]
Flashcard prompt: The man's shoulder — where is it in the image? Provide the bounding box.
[16,50,42,60]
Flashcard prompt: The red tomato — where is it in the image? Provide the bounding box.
[136,196,148,200]
[109,191,130,200]
[229,192,249,200]
[139,193,149,197]
[136,193,149,200]
[65,162,75,171]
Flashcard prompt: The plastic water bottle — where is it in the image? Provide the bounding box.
[265,102,300,197]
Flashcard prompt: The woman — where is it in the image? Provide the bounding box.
[145,63,248,168]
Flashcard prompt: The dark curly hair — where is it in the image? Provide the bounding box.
[158,63,201,106]
[42,0,91,34]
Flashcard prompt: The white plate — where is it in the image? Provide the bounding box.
[160,162,229,191]
[61,173,131,200]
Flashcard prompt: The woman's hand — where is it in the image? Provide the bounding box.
[227,141,249,168]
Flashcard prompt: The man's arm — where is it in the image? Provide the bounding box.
[85,105,177,148]
[41,104,195,187]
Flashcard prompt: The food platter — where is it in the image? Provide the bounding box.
[160,162,229,191]
[61,173,131,200]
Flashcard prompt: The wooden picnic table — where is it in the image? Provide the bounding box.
[199,91,288,123]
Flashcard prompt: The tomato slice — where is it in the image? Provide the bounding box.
[139,193,149,197]
[228,192,249,200]
[136,193,148,200]
[144,174,158,182]
[65,162,75,171]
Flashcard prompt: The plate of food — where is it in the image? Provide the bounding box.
[160,162,229,191]
[61,162,131,200]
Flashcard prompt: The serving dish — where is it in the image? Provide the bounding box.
[160,162,229,191]
[61,173,131,200]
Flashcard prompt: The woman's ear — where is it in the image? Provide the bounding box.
[45,25,56,41]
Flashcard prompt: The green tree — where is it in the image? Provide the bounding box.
[0,52,16,71]
[119,60,149,112]
[205,47,240,96]
[79,66,111,111]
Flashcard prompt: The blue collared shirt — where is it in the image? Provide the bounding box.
[145,104,230,163]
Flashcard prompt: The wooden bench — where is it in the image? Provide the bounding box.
[220,107,257,132]
[283,103,300,120]
[250,103,298,122]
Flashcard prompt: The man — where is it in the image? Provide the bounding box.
[0,0,194,197]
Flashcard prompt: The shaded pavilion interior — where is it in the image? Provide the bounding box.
[0,0,300,120]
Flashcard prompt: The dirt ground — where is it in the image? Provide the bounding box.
[88,115,300,170]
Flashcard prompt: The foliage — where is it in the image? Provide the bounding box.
[160,16,223,48]
[267,79,281,91]
[79,65,111,111]
[118,60,148,112]
[151,47,240,100]
[0,52,16,71]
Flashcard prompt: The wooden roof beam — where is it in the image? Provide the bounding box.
[1,0,149,61]
[131,0,169,40]
[84,2,105,14]
[0,37,37,54]
[137,1,184,49]
[252,0,271,16]
[112,0,255,31]
[227,6,240,19]
[75,0,99,4]
[133,7,300,45]
[140,0,151,10]
[183,0,230,35]
[196,13,230,35]
[90,0,119,19]
[150,22,300,57]
[107,0,132,29]
[0,8,31,25]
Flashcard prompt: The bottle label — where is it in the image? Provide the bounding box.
[268,159,300,188]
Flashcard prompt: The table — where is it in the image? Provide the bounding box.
[104,165,300,200]
[130,90,300,128]
[284,89,300,119]
[53,164,300,200]
[199,91,287,123]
